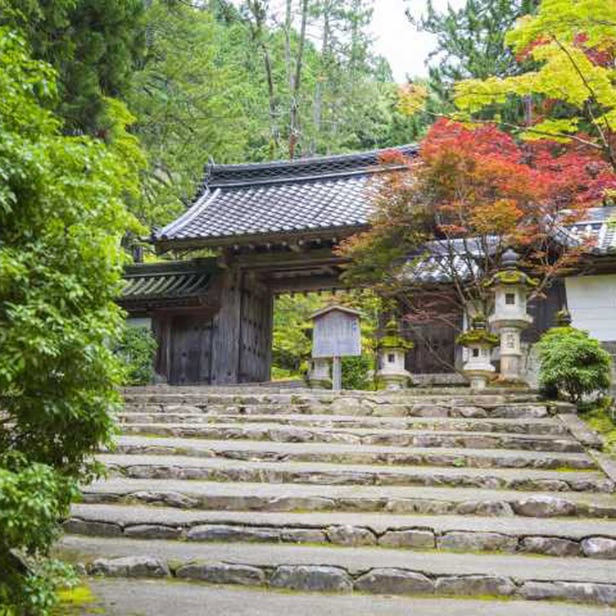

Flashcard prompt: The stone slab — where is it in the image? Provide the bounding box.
[56,535,616,584]
[97,453,613,492]
[69,504,616,540]
[81,477,616,512]
[117,413,567,436]
[114,435,596,469]
[88,579,616,616]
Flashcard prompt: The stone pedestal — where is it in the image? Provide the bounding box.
[308,358,331,389]
[457,319,498,391]
[464,344,496,390]
[376,347,411,390]
[375,319,413,390]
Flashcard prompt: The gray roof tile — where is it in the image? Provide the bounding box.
[156,145,417,245]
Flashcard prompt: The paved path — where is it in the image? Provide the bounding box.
[87,579,616,615]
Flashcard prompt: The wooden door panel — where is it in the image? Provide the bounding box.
[170,315,213,385]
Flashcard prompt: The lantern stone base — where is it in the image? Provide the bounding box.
[376,372,411,391]
[376,371,411,390]
[463,369,494,391]
[307,359,332,390]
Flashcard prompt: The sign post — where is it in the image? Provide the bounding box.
[310,305,361,391]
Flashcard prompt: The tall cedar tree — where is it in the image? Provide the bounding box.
[0,0,145,136]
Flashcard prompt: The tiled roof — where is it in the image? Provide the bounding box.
[119,259,218,309]
[405,207,616,284]
[155,145,418,247]
[567,206,616,255]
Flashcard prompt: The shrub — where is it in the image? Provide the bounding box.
[0,30,140,614]
[536,326,612,403]
[342,355,373,390]
[117,325,158,386]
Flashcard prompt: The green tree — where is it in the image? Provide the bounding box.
[454,0,616,170]
[130,0,249,226]
[0,29,139,613]
[0,0,145,135]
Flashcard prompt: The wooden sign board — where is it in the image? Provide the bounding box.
[311,306,361,359]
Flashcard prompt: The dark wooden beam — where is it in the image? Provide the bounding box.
[267,274,344,294]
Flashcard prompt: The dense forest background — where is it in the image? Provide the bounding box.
[0,0,538,380]
[1,0,533,229]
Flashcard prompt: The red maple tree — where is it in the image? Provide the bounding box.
[339,119,616,365]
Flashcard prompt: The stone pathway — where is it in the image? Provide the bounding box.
[57,386,616,613]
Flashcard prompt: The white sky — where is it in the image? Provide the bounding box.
[371,0,466,81]
[230,0,466,82]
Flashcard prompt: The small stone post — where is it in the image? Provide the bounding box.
[307,358,332,389]
[486,249,536,383]
[457,314,498,391]
[376,319,413,390]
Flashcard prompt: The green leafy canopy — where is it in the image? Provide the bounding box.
[0,28,139,613]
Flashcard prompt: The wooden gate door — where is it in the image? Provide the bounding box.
[169,315,213,385]
[406,323,457,374]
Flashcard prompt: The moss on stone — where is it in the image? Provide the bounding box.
[456,329,499,347]
[485,269,538,288]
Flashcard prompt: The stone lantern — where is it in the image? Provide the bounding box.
[376,319,413,390]
[457,314,499,390]
[486,249,537,383]
[307,357,332,389]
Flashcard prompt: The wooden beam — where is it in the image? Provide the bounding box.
[267,274,343,294]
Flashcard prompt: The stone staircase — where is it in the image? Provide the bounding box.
[57,386,616,614]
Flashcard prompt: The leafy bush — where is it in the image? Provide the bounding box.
[536,326,612,403]
[117,325,158,385]
[0,30,140,613]
[342,355,373,390]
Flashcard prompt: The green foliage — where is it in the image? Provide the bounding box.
[454,0,616,163]
[537,326,612,403]
[341,355,373,390]
[0,0,145,135]
[272,294,321,375]
[130,0,249,226]
[411,0,536,84]
[0,29,137,613]
[116,325,158,386]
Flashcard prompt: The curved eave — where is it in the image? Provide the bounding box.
[154,223,369,253]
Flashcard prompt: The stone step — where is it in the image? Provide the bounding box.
[66,504,616,559]
[118,423,583,452]
[122,399,558,419]
[87,579,616,616]
[80,478,616,518]
[122,387,543,403]
[116,412,569,435]
[98,454,614,493]
[114,435,597,470]
[56,535,616,605]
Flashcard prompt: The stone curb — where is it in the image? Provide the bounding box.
[84,557,616,606]
[558,414,603,450]
[80,489,616,519]
[103,459,613,493]
[64,518,616,559]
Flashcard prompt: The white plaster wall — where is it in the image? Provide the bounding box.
[565,274,616,341]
